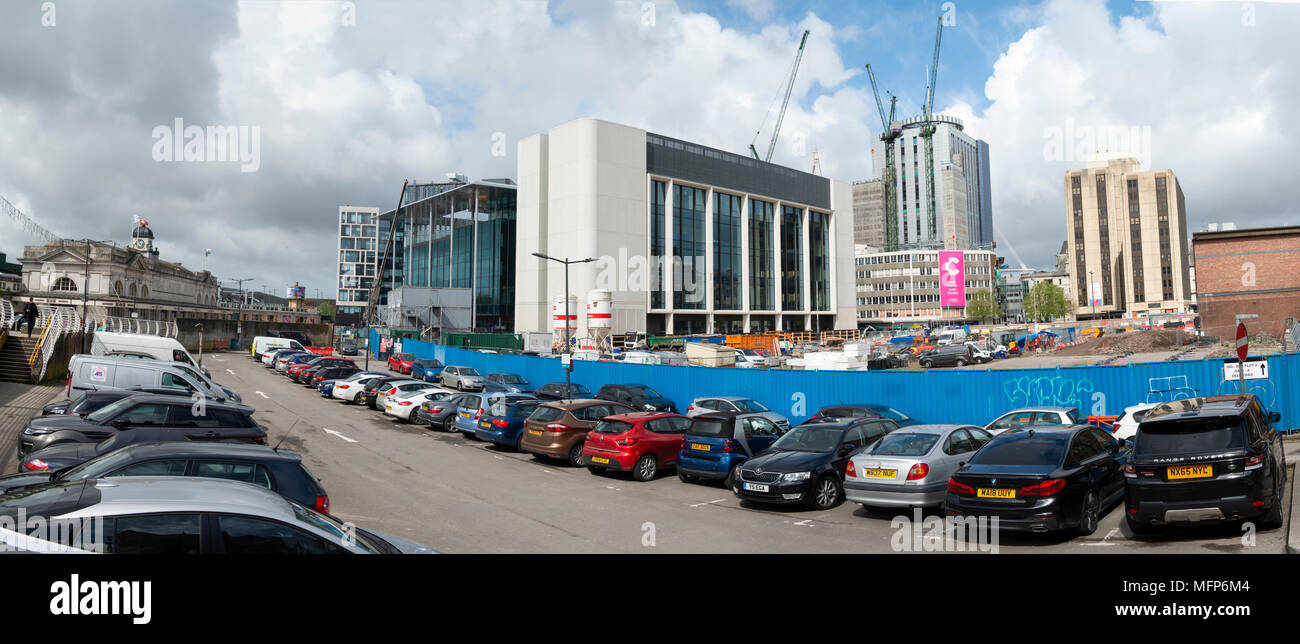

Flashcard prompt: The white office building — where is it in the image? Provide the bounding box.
[515,117,855,336]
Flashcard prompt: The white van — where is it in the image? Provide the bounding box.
[935,329,968,345]
[91,332,207,376]
[250,336,306,361]
[67,354,234,401]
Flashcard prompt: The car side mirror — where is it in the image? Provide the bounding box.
[1269,411,1281,423]
[110,419,130,429]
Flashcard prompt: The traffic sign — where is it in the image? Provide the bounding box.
[1236,322,1248,361]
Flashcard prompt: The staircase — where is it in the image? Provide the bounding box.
[0,334,37,383]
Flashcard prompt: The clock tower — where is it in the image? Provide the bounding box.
[131,218,155,253]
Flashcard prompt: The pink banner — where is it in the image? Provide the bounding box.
[939,251,966,307]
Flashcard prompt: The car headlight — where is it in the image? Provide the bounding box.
[22,427,54,436]
[781,471,811,482]
[643,403,656,410]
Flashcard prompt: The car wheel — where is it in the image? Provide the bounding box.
[1077,489,1100,536]
[811,476,840,510]
[955,359,967,367]
[567,441,585,467]
[724,464,741,491]
[920,360,931,368]
[442,416,455,433]
[1259,489,1285,530]
[632,455,657,482]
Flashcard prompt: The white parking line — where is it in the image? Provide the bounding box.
[255,391,270,399]
[1080,527,1122,546]
[226,369,236,376]
[322,428,358,443]
[690,499,727,507]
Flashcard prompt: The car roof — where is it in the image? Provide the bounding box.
[998,406,1077,414]
[701,395,752,402]
[1141,395,1256,423]
[543,398,609,408]
[119,394,254,414]
[888,424,979,436]
[57,477,299,521]
[606,411,679,421]
[114,441,301,462]
[996,424,1086,438]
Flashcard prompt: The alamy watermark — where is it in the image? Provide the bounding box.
[890,508,1000,553]
[593,251,705,304]
[151,117,261,172]
[1042,118,1151,168]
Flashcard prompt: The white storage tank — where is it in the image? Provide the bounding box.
[586,289,612,331]
[551,295,578,332]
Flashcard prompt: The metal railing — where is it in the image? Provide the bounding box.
[83,315,178,338]
[0,299,12,329]
[1284,318,1300,353]
[28,306,78,382]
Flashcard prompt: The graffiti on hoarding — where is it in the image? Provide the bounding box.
[1215,378,1276,408]
[1003,375,1093,410]
[1144,376,1198,404]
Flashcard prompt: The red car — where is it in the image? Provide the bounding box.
[581,412,693,481]
[287,357,355,380]
[387,352,416,374]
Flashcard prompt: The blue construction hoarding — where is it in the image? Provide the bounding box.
[372,330,1299,430]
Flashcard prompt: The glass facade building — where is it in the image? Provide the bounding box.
[336,206,380,317]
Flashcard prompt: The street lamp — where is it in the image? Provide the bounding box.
[532,252,596,395]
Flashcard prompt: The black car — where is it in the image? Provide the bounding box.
[293,357,357,383]
[534,382,592,401]
[17,395,267,459]
[808,404,920,427]
[18,427,213,473]
[1124,395,1286,533]
[733,417,899,510]
[306,366,360,387]
[339,339,358,356]
[41,387,202,416]
[595,383,676,412]
[918,344,974,368]
[945,425,1128,535]
[0,442,329,511]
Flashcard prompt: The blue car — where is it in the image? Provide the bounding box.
[474,398,546,450]
[452,393,538,438]
[411,358,445,383]
[676,412,789,487]
[483,373,533,394]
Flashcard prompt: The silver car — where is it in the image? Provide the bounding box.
[983,406,1083,435]
[686,396,790,430]
[0,477,436,553]
[844,425,994,509]
[440,366,485,391]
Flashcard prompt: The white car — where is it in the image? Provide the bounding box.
[384,387,457,422]
[1111,402,1160,441]
[374,380,433,410]
[332,373,387,403]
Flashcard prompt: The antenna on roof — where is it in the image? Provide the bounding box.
[273,419,305,453]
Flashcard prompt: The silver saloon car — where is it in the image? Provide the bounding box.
[844,425,995,509]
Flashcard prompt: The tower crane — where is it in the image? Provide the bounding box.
[920,16,944,244]
[749,30,810,163]
[865,64,900,251]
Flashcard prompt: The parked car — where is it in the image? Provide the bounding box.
[387,352,417,374]
[845,425,994,509]
[0,477,435,554]
[274,351,313,372]
[288,357,356,383]
[984,407,1084,435]
[595,383,677,412]
[0,442,329,511]
[18,427,218,473]
[676,412,789,487]
[17,395,267,460]
[533,382,592,401]
[865,351,907,370]
[917,344,974,368]
[417,393,473,431]
[809,404,919,427]
[452,393,538,437]
[410,358,444,382]
[685,396,790,430]
[483,372,533,393]
[732,417,899,510]
[251,336,307,362]
[264,348,305,367]
[307,366,360,388]
[1111,402,1160,441]
[41,387,201,416]
[518,400,637,466]
[356,376,415,409]
[372,380,436,411]
[339,338,358,356]
[1124,395,1286,533]
[328,372,388,403]
[474,398,546,450]
[945,425,1128,535]
[297,360,358,385]
[439,366,486,391]
[582,412,692,481]
[66,355,237,403]
[384,387,459,423]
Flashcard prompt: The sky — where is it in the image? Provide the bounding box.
[1,0,1297,296]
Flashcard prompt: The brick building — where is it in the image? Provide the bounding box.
[1191,225,1300,340]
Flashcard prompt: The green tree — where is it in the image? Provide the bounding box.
[317,299,335,319]
[1024,281,1069,322]
[965,290,1002,323]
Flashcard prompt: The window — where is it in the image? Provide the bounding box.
[113,403,170,426]
[109,460,187,477]
[111,514,202,554]
[195,461,273,488]
[1067,433,1102,466]
[216,515,340,554]
[673,185,707,309]
[161,373,195,392]
[52,277,78,292]
[944,429,975,455]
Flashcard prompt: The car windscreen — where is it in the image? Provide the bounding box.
[969,434,1067,466]
[0,481,101,521]
[57,448,140,481]
[529,406,565,423]
[499,374,525,384]
[687,418,731,438]
[629,385,662,398]
[1135,417,1247,455]
[770,426,844,453]
[461,368,481,377]
[733,399,770,413]
[872,407,911,422]
[84,397,139,424]
[593,420,634,435]
[870,432,941,456]
[1066,408,1084,424]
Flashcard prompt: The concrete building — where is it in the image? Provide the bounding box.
[1064,156,1193,320]
[1192,225,1300,340]
[854,248,999,326]
[870,114,993,251]
[516,117,855,336]
[852,179,886,250]
[336,206,379,321]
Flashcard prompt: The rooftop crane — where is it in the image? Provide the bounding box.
[749,30,810,163]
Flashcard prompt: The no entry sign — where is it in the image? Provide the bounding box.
[1236,322,1248,361]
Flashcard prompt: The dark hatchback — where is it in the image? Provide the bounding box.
[945,425,1128,535]
[808,404,920,427]
[733,418,899,510]
[0,442,330,512]
[19,428,211,473]
[534,382,592,401]
[358,376,412,409]
[41,387,202,416]
[595,383,677,412]
[1124,395,1287,533]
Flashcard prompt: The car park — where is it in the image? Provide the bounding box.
[582,412,692,481]
[439,366,486,391]
[594,383,677,412]
[984,407,1084,435]
[533,382,592,400]
[809,404,919,427]
[0,477,435,554]
[384,387,458,423]
[945,425,1128,535]
[844,425,994,509]
[1124,395,1286,533]
[917,344,974,368]
[474,398,546,449]
[676,412,789,487]
[387,352,417,374]
[733,417,899,510]
[410,358,445,382]
[685,396,789,430]
[519,400,637,466]
[451,393,537,437]
[483,372,533,393]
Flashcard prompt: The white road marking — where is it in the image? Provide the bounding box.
[794,519,815,527]
[1080,527,1123,546]
[322,428,358,443]
[690,499,727,507]
[255,391,270,399]
[605,485,621,491]
[226,369,236,376]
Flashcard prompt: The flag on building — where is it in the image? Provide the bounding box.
[205,249,212,256]
[133,215,149,226]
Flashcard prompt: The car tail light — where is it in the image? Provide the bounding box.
[430,406,445,413]
[492,418,508,428]
[252,437,266,444]
[722,439,736,453]
[1123,463,1136,478]
[686,404,694,413]
[1019,479,1066,496]
[66,373,71,397]
[947,478,974,495]
[474,409,483,421]
[845,460,857,478]
[398,400,413,406]
[546,423,569,432]
[315,495,330,514]
[338,384,350,390]
[615,437,639,447]
[24,459,49,471]
[385,388,396,395]
[906,463,929,481]
[1246,454,1263,467]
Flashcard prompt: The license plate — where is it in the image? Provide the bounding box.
[861,468,896,478]
[528,429,543,436]
[459,412,470,418]
[479,421,491,429]
[691,443,711,451]
[590,457,610,464]
[977,488,1016,499]
[1167,464,1213,480]
[743,483,769,493]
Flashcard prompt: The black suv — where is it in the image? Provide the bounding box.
[1124,394,1287,533]
[595,383,676,412]
[918,344,974,368]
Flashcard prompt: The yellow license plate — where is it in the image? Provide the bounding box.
[460,412,470,418]
[977,488,1016,499]
[691,443,711,451]
[528,429,543,436]
[1167,464,1213,480]
[590,457,610,464]
[861,468,896,478]
[479,421,491,429]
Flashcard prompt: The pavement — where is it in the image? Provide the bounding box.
[0,381,59,471]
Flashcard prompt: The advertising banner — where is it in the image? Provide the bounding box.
[939,251,966,307]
